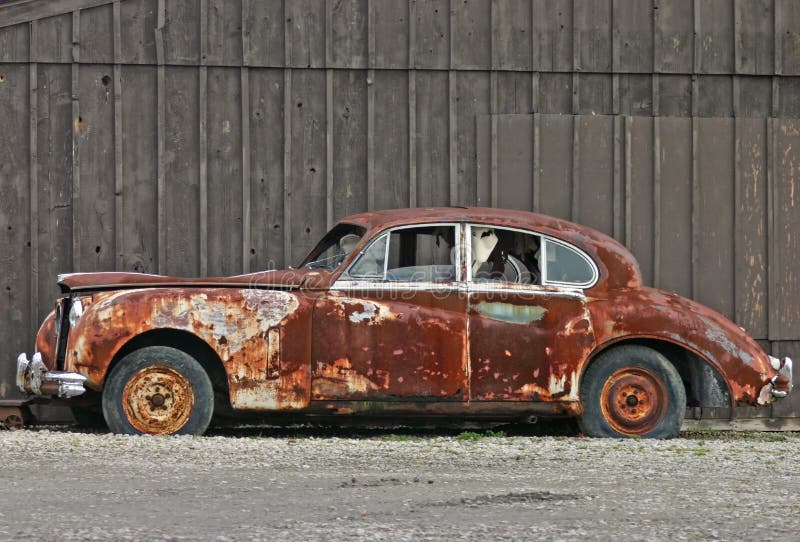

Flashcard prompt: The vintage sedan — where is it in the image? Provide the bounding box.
[16,207,793,437]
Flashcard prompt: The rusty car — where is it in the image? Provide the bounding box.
[15,207,793,437]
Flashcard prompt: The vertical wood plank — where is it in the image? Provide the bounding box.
[408,0,416,69]
[28,22,38,334]
[691,115,699,298]
[653,116,661,288]
[199,0,208,275]
[283,68,292,262]
[71,10,80,270]
[613,115,622,241]
[155,0,166,274]
[767,116,775,338]
[571,116,580,221]
[241,66,251,273]
[408,69,417,208]
[326,68,334,228]
[113,1,122,269]
[449,70,457,206]
[624,116,632,246]
[532,113,540,212]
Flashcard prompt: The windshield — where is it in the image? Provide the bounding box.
[298,223,367,271]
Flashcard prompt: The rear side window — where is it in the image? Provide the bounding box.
[543,239,596,287]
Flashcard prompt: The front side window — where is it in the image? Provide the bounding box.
[346,225,458,282]
[300,223,366,271]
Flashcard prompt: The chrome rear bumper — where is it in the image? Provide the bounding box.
[16,353,87,398]
[758,356,793,404]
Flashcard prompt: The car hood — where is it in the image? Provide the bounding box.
[57,269,329,293]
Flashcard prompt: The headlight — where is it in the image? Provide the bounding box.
[69,298,84,328]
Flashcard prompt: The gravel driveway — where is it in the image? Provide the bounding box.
[0,426,797,541]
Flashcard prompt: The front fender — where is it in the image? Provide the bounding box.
[64,287,314,410]
[588,287,775,406]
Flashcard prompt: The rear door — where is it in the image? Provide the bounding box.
[466,224,597,403]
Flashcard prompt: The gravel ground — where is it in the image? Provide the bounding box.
[0,425,798,541]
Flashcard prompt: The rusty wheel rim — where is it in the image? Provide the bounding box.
[600,367,668,436]
[122,365,194,435]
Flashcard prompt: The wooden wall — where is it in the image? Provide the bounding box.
[0,0,798,418]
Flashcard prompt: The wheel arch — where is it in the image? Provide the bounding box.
[583,337,733,410]
[106,328,232,411]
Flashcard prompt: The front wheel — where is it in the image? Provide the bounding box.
[578,345,686,438]
[102,346,214,436]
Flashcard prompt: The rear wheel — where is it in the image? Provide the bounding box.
[578,345,686,438]
[102,346,214,436]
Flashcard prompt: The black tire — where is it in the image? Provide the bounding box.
[102,346,214,436]
[578,345,686,439]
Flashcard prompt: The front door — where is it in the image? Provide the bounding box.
[311,224,469,401]
[465,224,596,403]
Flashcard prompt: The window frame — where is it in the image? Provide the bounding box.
[464,223,598,290]
[337,222,463,285]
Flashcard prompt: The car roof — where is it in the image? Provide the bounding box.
[339,206,642,291]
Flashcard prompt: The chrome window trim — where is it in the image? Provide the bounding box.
[541,238,599,288]
[464,223,599,291]
[335,223,463,288]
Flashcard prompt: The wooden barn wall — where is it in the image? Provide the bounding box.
[0,0,798,418]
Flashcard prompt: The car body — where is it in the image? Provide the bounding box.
[16,207,793,437]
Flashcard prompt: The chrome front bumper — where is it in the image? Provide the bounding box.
[758,356,793,405]
[16,353,87,398]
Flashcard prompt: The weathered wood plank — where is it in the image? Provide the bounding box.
[694,118,736,320]
[120,65,157,273]
[162,66,200,277]
[495,115,533,211]
[248,68,285,269]
[0,22,29,62]
[735,0,774,75]
[771,118,800,339]
[574,0,611,72]
[0,64,30,398]
[531,0,573,72]
[0,0,114,29]
[285,0,325,69]
[576,115,614,236]
[330,70,367,221]
[536,114,572,220]
[654,0,694,73]
[78,3,112,63]
[735,117,768,339]
[329,0,367,69]
[455,71,490,206]
[412,0,449,69]
[776,0,800,75]
[492,0,531,70]
[288,69,326,262]
[372,0,408,69]
[75,64,115,272]
[613,0,653,73]
[626,115,654,285]
[119,0,157,64]
[205,0,241,66]
[451,0,491,69]
[34,64,73,321]
[415,71,449,207]
[242,0,284,68]
[372,70,409,210]
[697,0,735,74]
[163,0,201,65]
[206,67,242,276]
